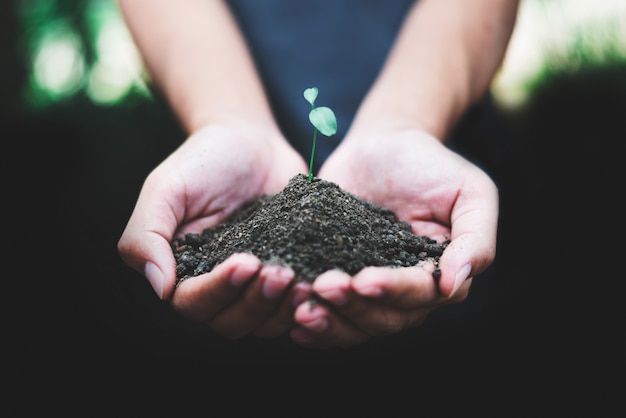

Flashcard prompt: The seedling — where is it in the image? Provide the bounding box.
[303,87,337,182]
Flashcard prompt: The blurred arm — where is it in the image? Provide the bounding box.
[352,0,519,139]
[118,0,276,134]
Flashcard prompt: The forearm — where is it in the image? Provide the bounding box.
[353,0,519,140]
[118,0,276,134]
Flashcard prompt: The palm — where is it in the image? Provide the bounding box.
[158,125,308,238]
[319,129,469,241]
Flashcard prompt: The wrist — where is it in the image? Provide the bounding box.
[187,110,276,135]
[348,108,450,145]
[351,82,465,142]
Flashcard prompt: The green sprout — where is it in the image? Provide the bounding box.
[303,87,337,182]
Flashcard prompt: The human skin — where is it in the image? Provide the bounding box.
[292,0,518,347]
[116,0,519,348]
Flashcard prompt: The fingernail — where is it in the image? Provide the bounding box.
[144,261,164,299]
[228,256,263,286]
[314,273,349,304]
[451,263,472,297]
[262,268,293,299]
[354,284,382,297]
[317,288,347,305]
[304,305,328,332]
[292,282,312,307]
[230,267,254,286]
[352,276,383,297]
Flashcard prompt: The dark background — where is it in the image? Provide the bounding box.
[4,0,623,415]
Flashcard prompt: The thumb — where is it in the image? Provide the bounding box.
[437,232,496,298]
[118,229,178,300]
[117,193,180,300]
[437,190,498,298]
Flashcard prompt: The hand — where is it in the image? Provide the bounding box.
[289,127,498,348]
[117,123,312,338]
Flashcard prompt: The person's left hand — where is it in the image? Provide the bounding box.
[289,126,498,348]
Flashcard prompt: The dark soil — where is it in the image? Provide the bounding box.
[172,173,448,286]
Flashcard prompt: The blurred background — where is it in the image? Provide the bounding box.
[4,0,624,414]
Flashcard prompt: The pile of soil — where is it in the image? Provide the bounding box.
[172,173,448,286]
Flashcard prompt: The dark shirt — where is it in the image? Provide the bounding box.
[216,0,506,359]
[226,0,416,172]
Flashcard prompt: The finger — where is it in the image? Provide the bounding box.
[117,176,185,300]
[170,253,261,321]
[438,175,499,297]
[209,264,296,338]
[313,270,435,336]
[254,281,312,338]
[291,300,369,349]
[349,265,441,308]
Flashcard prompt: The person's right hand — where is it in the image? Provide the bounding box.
[117,122,312,339]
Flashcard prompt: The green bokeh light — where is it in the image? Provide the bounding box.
[18,0,626,110]
[20,0,150,109]
[30,22,85,104]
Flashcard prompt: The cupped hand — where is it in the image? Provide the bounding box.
[117,123,311,338]
[290,267,471,348]
[290,127,498,348]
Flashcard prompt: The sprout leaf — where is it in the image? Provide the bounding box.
[303,87,337,182]
[309,107,337,136]
[303,87,318,105]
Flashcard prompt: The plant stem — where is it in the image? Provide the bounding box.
[308,127,317,182]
